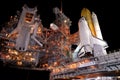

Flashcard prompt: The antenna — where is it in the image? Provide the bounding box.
[60,0,63,13]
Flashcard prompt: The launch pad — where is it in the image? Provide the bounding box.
[1,4,119,80]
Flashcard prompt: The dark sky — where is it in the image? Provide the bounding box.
[0,0,120,51]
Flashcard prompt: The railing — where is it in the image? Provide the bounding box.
[52,50,120,79]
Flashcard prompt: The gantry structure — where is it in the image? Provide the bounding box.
[0,4,120,80]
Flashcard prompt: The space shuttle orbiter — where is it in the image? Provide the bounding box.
[72,8,108,61]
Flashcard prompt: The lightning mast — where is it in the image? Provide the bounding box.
[60,0,63,13]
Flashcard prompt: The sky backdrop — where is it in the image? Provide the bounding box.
[0,0,119,51]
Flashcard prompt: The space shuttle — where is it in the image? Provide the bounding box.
[72,8,108,61]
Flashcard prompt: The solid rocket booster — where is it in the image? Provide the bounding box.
[92,12,103,39]
[92,12,107,55]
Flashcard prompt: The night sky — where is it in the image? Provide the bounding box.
[0,0,120,51]
[0,0,119,51]
[0,0,120,80]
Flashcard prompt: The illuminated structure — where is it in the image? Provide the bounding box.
[0,4,43,67]
[0,4,73,68]
[0,4,120,80]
